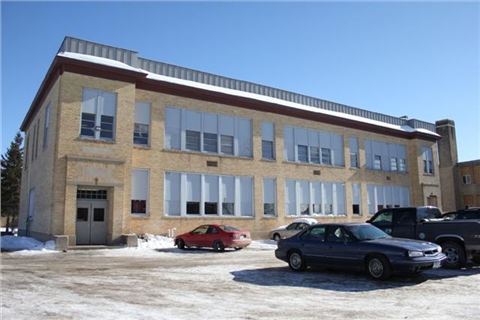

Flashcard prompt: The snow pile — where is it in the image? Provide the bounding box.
[1,235,55,252]
[138,234,175,249]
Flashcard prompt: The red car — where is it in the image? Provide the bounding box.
[174,224,252,252]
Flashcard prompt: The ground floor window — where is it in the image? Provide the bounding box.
[164,172,253,217]
[285,179,346,217]
[367,184,409,215]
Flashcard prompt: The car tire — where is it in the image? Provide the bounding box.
[441,241,466,269]
[177,239,186,250]
[367,254,392,280]
[273,233,281,242]
[213,240,225,252]
[288,251,307,272]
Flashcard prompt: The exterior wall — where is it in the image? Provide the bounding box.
[457,161,480,208]
[18,79,60,241]
[19,59,443,245]
[436,120,458,212]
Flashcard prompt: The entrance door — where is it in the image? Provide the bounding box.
[76,201,108,245]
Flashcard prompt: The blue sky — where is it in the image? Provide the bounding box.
[2,1,479,162]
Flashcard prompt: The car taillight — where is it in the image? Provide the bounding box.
[231,234,240,239]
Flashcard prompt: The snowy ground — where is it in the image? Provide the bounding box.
[1,234,480,319]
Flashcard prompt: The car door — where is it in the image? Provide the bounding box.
[300,225,327,266]
[323,226,360,269]
[391,209,416,238]
[188,225,209,247]
[204,225,220,247]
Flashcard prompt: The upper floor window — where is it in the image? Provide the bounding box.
[134,102,151,146]
[43,103,51,149]
[284,126,344,166]
[462,175,472,184]
[349,137,359,168]
[365,140,407,172]
[262,122,275,160]
[80,88,117,141]
[422,147,434,175]
[165,107,252,158]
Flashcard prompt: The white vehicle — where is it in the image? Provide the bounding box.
[268,218,318,241]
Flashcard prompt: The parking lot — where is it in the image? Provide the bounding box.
[2,245,479,320]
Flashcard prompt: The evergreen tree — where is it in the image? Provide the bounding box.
[1,132,23,233]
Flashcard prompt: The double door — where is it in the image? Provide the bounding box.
[76,200,108,245]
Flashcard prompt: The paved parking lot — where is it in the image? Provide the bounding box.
[2,246,479,320]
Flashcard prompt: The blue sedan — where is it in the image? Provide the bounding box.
[275,223,446,280]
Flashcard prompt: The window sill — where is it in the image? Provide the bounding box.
[77,137,116,146]
[163,148,254,161]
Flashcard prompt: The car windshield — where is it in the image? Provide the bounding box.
[219,225,240,232]
[346,224,391,241]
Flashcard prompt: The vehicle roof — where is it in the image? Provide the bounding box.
[292,218,318,224]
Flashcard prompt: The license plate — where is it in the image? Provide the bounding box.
[433,261,441,269]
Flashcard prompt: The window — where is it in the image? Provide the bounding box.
[285,179,346,217]
[349,137,359,168]
[422,147,434,174]
[310,146,320,164]
[35,119,39,159]
[220,135,234,155]
[43,103,51,149]
[374,155,382,170]
[390,157,398,171]
[165,107,252,157]
[131,169,149,215]
[298,145,308,162]
[28,188,35,219]
[463,175,472,184]
[367,184,409,215]
[165,172,253,217]
[203,133,218,153]
[261,122,275,160]
[365,140,407,172]
[284,126,344,166]
[80,88,117,140]
[134,102,150,146]
[352,183,361,215]
[31,123,36,162]
[24,134,29,170]
[263,178,276,216]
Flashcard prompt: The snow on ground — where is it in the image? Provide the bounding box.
[0,232,277,253]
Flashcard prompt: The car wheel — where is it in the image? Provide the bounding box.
[213,240,225,252]
[367,255,392,280]
[288,251,307,272]
[441,241,466,269]
[273,233,281,242]
[177,239,186,250]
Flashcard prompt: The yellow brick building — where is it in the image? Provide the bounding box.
[18,37,443,246]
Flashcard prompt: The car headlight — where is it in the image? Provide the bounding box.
[407,251,424,257]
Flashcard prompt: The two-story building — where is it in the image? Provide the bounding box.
[18,37,443,246]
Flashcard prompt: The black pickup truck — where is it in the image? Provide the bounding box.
[367,206,480,269]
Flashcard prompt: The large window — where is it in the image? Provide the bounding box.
[80,88,117,141]
[367,184,409,215]
[131,169,149,215]
[262,122,275,160]
[165,107,252,157]
[365,140,407,172]
[285,179,346,217]
[43,103,51,149]
[349,137,359,168]
[134,102,151,146]
[164,172,254,217]
[352,183,361,215]
[263,178,276,216]
[28,188,36,219]
[422,147,434,175]
[284,126,344,166]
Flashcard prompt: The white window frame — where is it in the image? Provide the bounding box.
[28,188,35,219]
[422,147,434,175]
[285,179,346,217]
[349,137,359,168]
[164,172,254,217]
[263,178,276,216]
[352,183,361,215]
[367,184,409,215]
[261,122,275,160]
[43,102,51,150]
[134,102,151,146]
[80,88,117,141]
[131,169,149,215]
[462,175,472,184]
[165,107,252,158]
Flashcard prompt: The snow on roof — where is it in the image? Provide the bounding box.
[57,52,439,138]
